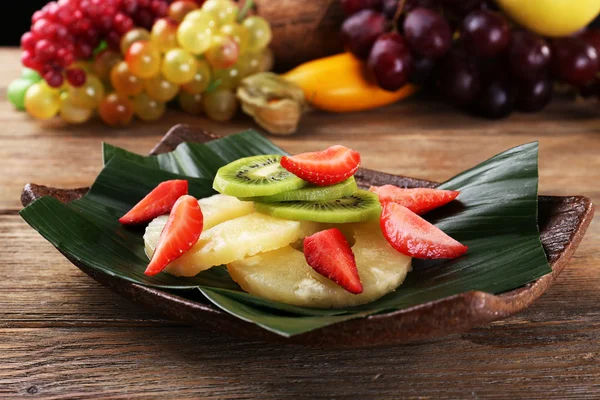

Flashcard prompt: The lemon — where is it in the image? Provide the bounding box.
[496,0,600,37]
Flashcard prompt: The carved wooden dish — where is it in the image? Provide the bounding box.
[21,124,595,347]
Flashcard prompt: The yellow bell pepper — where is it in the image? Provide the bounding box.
[282,52,417,113]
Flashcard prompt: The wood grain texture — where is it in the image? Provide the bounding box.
[0,48,599,398]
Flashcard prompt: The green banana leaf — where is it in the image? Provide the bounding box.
[20,130,551,337]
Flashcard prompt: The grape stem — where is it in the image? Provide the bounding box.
[392,0,407,29]
[237,0,254,22]
[205,79,223,94]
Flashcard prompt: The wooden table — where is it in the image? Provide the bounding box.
[1,47,599,398]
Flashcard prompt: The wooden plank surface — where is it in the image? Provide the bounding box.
[0,47,599,398]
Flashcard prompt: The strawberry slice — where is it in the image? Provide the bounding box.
[145,195,203,276]
[280,145,361,186]
[303,228,363,294]
[380,202,468,259]
[119,180,188,225]
[370,185,460,214]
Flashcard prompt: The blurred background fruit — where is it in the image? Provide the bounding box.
[6,0,600,130]
[495,0,600,37]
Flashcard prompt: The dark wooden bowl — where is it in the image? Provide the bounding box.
[21,124,595,348]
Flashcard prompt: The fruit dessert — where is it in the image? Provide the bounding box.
[121,144,467,308]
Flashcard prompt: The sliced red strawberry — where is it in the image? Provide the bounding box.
[119,180,188,225]
[145,195,203,276]
[380,202,468,259]
[280,145,361,186]
[370,185,460,214]
[303,228,363,294]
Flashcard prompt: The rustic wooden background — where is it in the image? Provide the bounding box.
[1,48,599,398]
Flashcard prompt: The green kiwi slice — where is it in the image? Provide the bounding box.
[241,177,358,203]
[213,155,307,197]
[254,190,382,223]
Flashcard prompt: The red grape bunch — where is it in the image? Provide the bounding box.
[19,0,181,89]
[340,0,600,118]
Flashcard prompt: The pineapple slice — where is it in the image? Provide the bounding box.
[145,208,320,276]
[144,193,254,256]
[227,223,412,308]
[198,193,255,230]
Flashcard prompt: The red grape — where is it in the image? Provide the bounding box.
[367,32,413,91]
[43,70,64,88]
[410,56,436,84]
[578,29,600,62]
[21,32,38,52]
[403,8,452,59]
[35,39,58,63]
[66,68,87,87]
[462,10,510,57]
[382,0,398,18]
[341,10,388,59]
[474,80,515,119]
[21,51,42,70]
[508,31,551,80]
[438,52,480,105]
[404,0,439,12]
[341,0,382,16]
[440,0,483,17]
[113,13,134,35]
[516,77,552,113]
[551,38,598,87]
[56,48,74,67]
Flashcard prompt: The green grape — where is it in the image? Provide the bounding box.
[161,49,198,84]
[145,75,180,102]
[258,47,274,72]
[236,52,261,77]
[220,23,249,54]
[98,93,134,127]
[205,34,239,69]
[8,78,36,111]
[125,40,161,79]
[177,18,213,54]
[67,73,105,109]
[211,65,241,89]
[59,92,93,124]
[21,68,42,82]
[181,59,211,94]
[202,88,237,121]
[110,61,144,96]
[242,16,272,52]
[151,18,179,53]
[178,91,204,115]
[202,0,238,26]
[132,92,166,121]
[92,49,122,82]
[184,9,218,29]
[120,28,151,55]
[24,82,60,120]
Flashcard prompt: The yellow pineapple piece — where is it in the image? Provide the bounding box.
[144,193,254,256]
[227,223,412,308]
[145,209,320,276]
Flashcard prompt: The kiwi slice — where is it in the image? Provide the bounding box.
[254,190,381,223]
[242,177,358,203]
[213,155,307,197]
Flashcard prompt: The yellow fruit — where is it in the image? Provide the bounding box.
[146,209,319,276]
[199,193,255,229]
[24,82,60,120]
[496,0,600,37]
[227,223,412,308]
